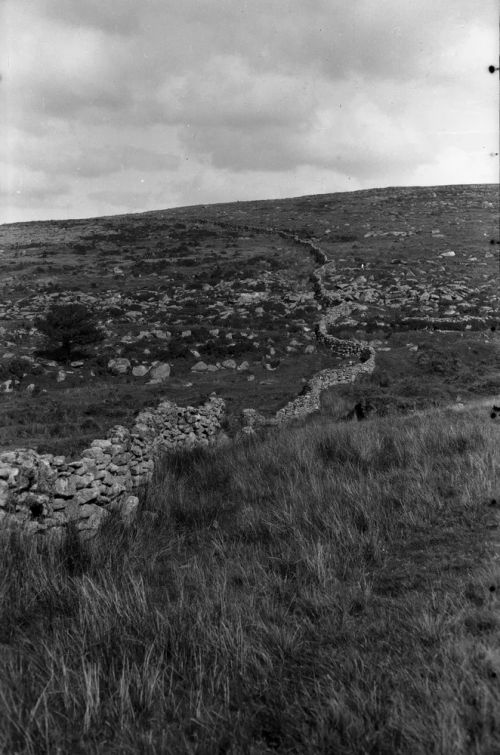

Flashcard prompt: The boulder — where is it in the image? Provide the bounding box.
[120,495,139,524]
[0,480,9,508]
[132,365,149,377]
[149,363,170,381]
[77,504,110,534]
[191,361,208,372]
[221,359,237,370]
[75,487,98,505]
[108,358,131,375]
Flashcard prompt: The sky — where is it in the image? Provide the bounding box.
[0,0,498,224]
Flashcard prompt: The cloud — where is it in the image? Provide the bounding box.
[1,0,497,223]
[0,159,71,225]
[156,56,317,129]
[4,139,180,179]
[38,0,146,36]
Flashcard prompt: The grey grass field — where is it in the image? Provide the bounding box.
[1,407,499,754]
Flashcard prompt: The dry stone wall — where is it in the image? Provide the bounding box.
[204,220,377,425]
[274,290,376,422]
[1,218,375,539]
[1,215,495,540]
[0,395,225,540]
[13,215,483,539]
[398,315,494,331]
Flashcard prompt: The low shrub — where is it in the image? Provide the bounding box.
[7,357,34,379]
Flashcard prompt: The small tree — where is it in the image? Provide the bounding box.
[35,303,104,362]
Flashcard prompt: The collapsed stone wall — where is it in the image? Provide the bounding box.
[0,395,225,539]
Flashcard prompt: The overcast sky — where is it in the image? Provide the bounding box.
[1,0,498,224]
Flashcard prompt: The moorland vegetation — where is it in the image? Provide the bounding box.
[1,407,499,753]
[0,183,499,752]
[0,184,498,456]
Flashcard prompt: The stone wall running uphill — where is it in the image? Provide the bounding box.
[0,395,225,540]
[5,214,485,540]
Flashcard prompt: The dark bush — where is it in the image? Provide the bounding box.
[167,340,191,359]
[35,303,104,362]
[7,358,32,379]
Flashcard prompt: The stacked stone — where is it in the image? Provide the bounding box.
[0,395,226,540]
[240,407,278,434]
[271,231,376,423]
[1,218,382,538]
[399,315,494,331]
[0,449,58,536]
[274,349,376,424]
[275,391,321,423]
[317,333,368,359]
[198,218,378,427]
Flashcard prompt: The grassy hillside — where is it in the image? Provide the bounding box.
[1,183,498,456]
[1,406,499,754]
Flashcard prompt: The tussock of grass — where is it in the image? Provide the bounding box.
[1,410,499,753]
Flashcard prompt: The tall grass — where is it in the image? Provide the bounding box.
[1,409,499,753]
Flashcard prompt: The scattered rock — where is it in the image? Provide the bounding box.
[108,358,131,375]
[1,379,14,393]
[149,363,170,382]
[132,365,149,377]
[120,495,139,524]
[191,361,208,372]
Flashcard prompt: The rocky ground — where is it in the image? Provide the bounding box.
[0,183,498,456]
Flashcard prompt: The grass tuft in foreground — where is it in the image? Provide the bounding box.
[1,409,499,754]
